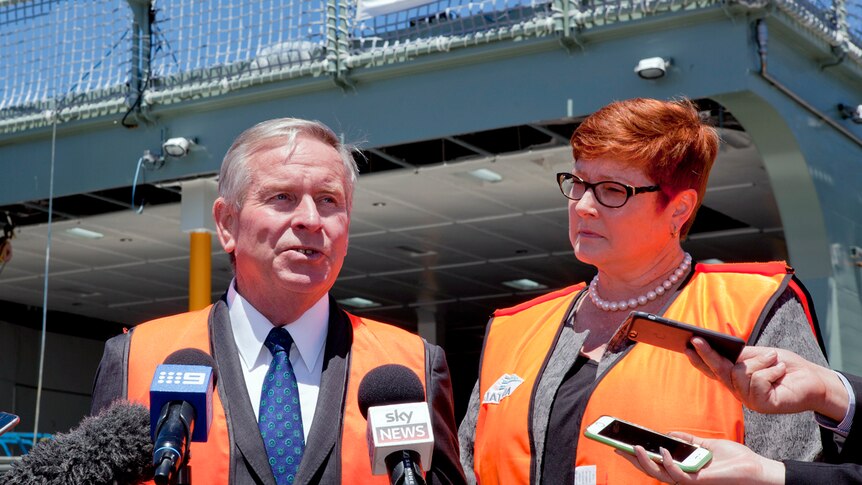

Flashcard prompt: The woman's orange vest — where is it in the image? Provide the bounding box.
[474,262,816,485]
[126,305,427,485]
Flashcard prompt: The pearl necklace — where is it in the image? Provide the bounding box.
[589,253,692,312]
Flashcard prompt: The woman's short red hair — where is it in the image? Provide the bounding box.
[570,97,719,236]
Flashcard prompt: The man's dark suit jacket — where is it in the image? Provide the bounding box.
[91,297,466,485]
[785,373,862,485]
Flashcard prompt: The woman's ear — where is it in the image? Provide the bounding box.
[671,188,699,229]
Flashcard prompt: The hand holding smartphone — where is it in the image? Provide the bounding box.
[0,411,20,436]
[623,311,746,362]
[584,415,712,472]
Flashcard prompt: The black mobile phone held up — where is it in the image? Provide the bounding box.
[623,311,746,362]
[0,411,20,436]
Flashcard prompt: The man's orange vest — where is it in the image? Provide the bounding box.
[474,262,817,485]
[125,306,427,485]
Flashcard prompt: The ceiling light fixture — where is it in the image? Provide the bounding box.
[634,57,671,80]
[705,182,755,193]
[396,245,437,257]
[468,168,503,183]
[65,227,104,239]
[503,278,547,291]
[337,297,381,308]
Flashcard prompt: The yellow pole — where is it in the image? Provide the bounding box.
[189,231,212,311]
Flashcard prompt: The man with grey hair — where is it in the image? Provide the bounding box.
[92,118,466,485]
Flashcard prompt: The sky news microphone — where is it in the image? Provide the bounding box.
[150,348,216,485]
[4,400,152,485]
[358,364,434,485]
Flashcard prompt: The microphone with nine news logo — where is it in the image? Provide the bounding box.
[358,364,434,485]
[150,348,216,485]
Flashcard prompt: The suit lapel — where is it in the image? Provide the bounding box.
[294,298,352,485]
[210,300,277,485]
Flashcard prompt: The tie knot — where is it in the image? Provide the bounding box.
[264,327,294,355]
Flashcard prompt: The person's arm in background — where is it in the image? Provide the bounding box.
[833,373,862,461]
[690,339,862,484]
[457,380,481,485]
[618,431,786,485]
[424,342,468,485]
[740,292,829,461]
[685,340,849,422]
[618,341,859,484]
[90,332,131,415]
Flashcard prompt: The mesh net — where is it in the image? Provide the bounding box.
[349,0,553,52]
[0,0,132,120]
[850,1,862,44]
[147,0,330,95]
[0,0,860,127]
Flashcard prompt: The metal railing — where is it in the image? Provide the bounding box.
[0,456,23,475]
[0,0,860,133]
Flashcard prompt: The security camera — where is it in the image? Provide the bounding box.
[162,137,196,158]
[634,57,671,80]
[838,104,862,124]
[141,149,165,170]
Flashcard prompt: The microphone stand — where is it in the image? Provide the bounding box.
[153,401,196,485]
[171,465,191,485]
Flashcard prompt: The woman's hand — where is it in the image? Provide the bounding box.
[684,338,848,420]
[616,432,785,485]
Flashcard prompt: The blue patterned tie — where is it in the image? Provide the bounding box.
[259,327,305,484]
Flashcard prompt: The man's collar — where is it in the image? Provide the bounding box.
[227,280,329,371]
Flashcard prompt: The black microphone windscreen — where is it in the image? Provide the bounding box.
[164,348,218,385]
[357,364,425,419]
[5,400,152,485]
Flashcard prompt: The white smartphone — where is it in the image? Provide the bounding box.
[0,411,20,436]
[584,415,712,472]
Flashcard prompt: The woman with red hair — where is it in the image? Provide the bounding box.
[458,98,828,484]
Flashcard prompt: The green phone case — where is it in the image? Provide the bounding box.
[584,420,713,473]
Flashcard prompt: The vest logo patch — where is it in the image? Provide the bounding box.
[482,373,525,404]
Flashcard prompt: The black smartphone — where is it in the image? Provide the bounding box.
[623,311,746,362]
[0,411,20,436]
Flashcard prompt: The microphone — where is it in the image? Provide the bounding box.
[358,364,434,485]
[4,400,152,485]
[150,348,216,485]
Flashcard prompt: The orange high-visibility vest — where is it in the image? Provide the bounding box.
[474,262,816,485]
[127,305,427,485]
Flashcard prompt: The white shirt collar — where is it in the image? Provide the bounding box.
[226,279,329,372]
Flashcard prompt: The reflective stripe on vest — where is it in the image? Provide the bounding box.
[127,306,427,485]
[474,262,811,485]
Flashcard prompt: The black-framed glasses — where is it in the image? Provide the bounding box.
[556,172,661,208]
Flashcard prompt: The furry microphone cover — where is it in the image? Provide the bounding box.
[5,400,153,485]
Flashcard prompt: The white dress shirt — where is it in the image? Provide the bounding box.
[815,370,857,438]
[226,281,329,441]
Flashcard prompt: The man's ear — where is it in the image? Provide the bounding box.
[213,198,237,255]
